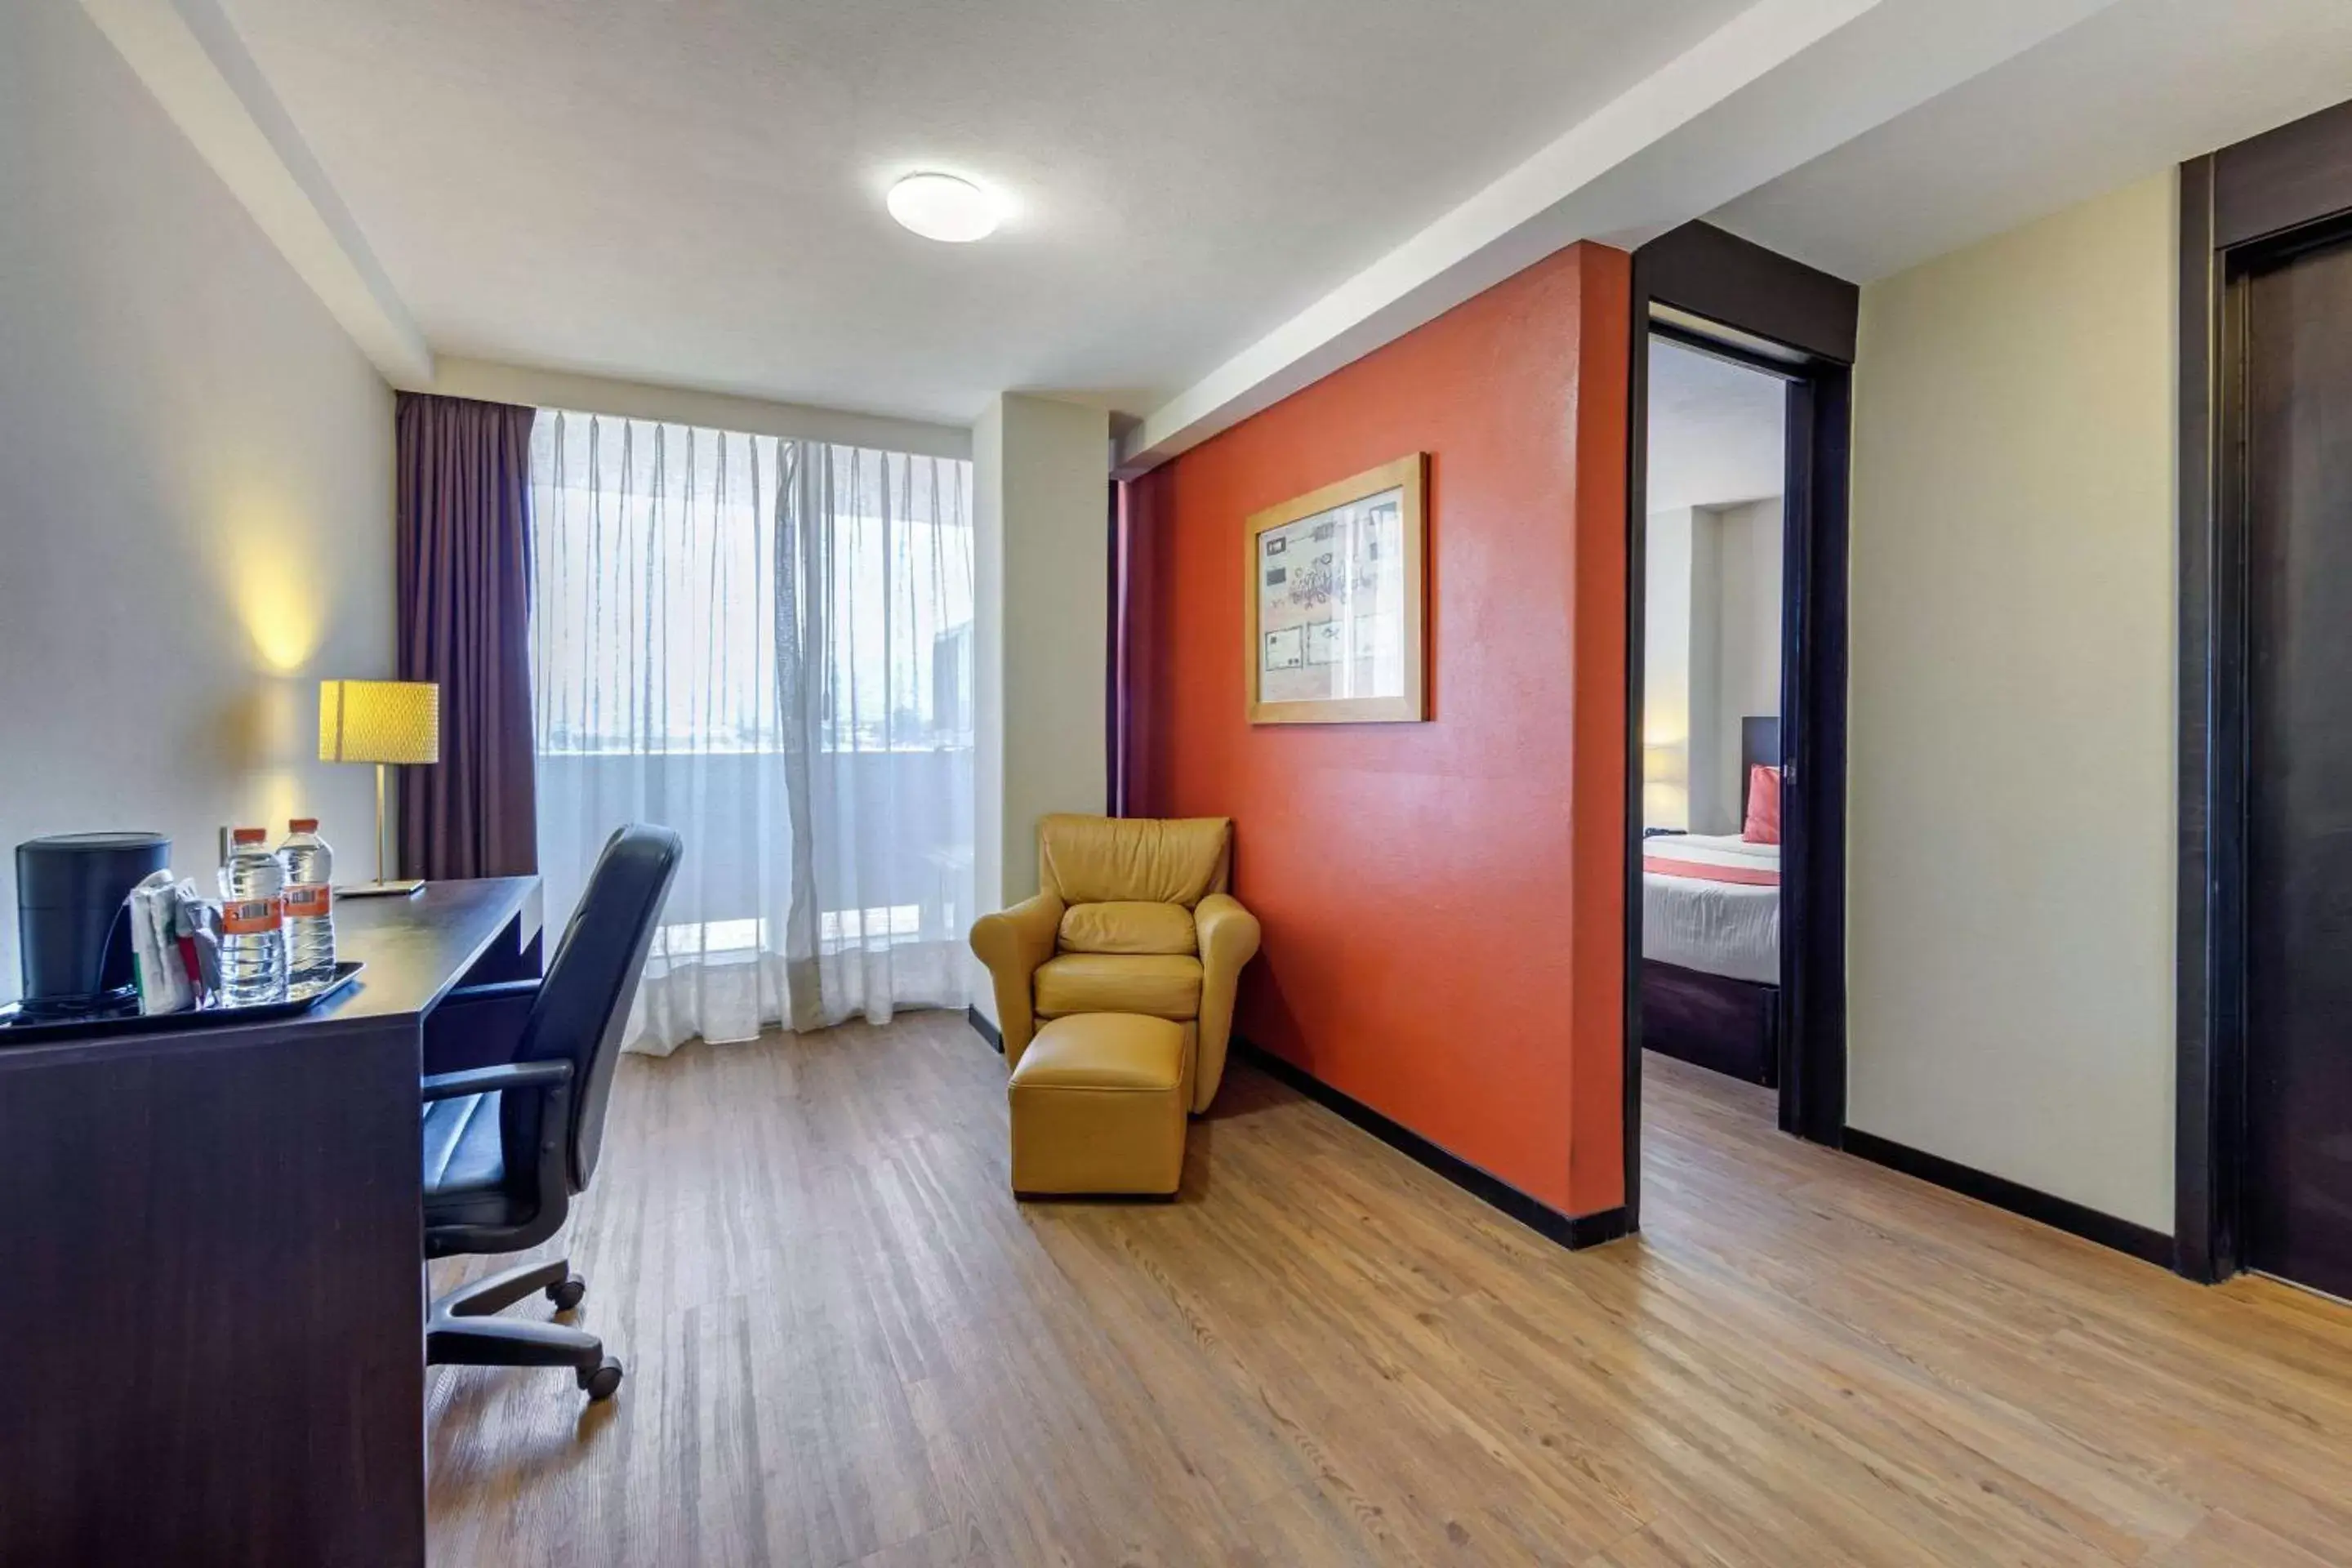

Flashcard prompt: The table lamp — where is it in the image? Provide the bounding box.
[318,678,440,898]
[1641,738,1688,833]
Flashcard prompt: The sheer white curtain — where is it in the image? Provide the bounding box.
[529,410,975,1054]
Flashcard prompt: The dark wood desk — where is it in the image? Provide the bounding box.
[0,877,541,1568]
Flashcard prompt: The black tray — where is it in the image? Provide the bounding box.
[0,960,365,1044]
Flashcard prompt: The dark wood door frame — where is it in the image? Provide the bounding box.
[1624,223,1857,1229]
[2177,98,2352,1284]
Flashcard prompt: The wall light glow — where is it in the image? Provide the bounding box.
[213,482,324,673]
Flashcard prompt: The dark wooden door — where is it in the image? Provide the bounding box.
[2245,230,2352,1300]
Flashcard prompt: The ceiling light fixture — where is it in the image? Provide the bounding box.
[887,172,1000,243]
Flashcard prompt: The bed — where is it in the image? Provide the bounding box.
[1641,717,1781,1085]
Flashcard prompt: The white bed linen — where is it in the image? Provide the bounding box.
[1641,833,1780,984]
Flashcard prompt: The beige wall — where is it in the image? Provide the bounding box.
[970,394,1110,1018]
[1712,496,1782,834]
[0,2,394,997]
[1642,508,1698,831]
[1645,498,1780,834]
[1847,171,2177,1231]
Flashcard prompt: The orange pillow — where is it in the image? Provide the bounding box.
[1744,764,1781,844]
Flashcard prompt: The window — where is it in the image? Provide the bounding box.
[529,417,974,757]
[527,408,977,1052]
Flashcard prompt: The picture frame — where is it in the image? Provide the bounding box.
[1243,452,1428,724]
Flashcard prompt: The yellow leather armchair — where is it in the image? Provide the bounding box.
[969,814,1259,1113]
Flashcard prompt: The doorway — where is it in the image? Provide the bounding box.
[1635,337,1788,1094]
[2179,102,2352,1289]
[1622,224,1855,1231]
[2241,227,2352,1299]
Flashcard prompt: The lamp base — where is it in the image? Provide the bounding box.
[337,880,425,899]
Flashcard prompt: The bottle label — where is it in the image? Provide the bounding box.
[283,884,332,919]
[222,897,281,936]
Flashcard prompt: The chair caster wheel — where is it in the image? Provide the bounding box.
[579,1356,623,1401]
[547,1272,587,1312]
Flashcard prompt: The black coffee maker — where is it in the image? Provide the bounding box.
[13,831,172,1021]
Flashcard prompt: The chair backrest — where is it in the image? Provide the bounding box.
[1036,813,1230,907]
[514,823,681,1192]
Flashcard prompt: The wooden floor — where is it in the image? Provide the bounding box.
[427,1018,2352,1566]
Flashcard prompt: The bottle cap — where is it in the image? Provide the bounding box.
[289,817,318,832]
[231,827,266,844]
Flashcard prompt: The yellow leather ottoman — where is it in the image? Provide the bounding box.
[1008,1013,1189,1196]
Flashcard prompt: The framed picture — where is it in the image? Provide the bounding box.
[1244,452,1427,724]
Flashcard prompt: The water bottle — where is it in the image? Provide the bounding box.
[217,826,287,1006]
[278,817,336,987]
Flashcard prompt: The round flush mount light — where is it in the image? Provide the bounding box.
[886,172,1000,243]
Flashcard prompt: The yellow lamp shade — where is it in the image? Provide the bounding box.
[318,679,441,765]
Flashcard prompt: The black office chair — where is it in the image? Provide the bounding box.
[419,823,681,1401]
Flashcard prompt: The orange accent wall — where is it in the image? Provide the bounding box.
[1125,242,1633,1216]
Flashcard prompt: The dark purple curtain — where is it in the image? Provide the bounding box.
[394,392,538,880]
[1113,470,1169,820]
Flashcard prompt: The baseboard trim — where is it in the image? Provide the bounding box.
[1236,1041,1629,1251]
[965,1005,1003,1054]
[1841,1127,2175,1270]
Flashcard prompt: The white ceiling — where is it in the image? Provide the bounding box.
[218,0,1751,425]
[1647,340,1784,515]
[1711,0,2352,283]
[145,0,2352,444]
